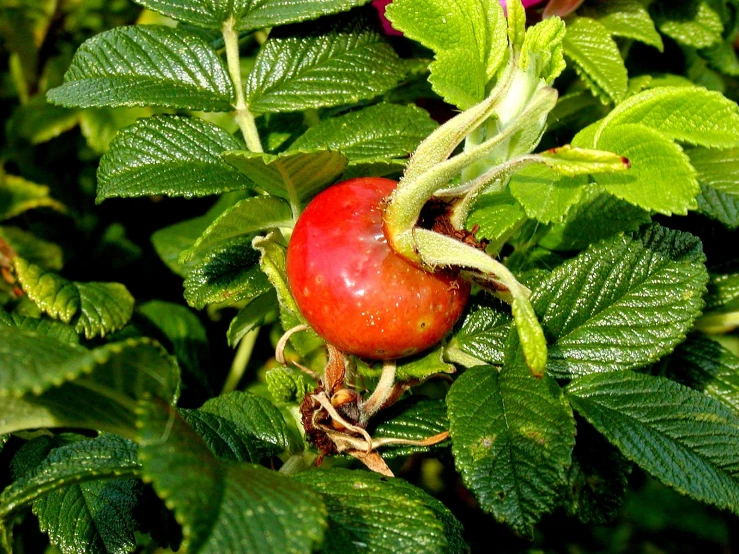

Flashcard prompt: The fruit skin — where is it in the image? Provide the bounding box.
[286,177,470,360]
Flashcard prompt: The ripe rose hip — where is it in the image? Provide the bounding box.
[286,177,470,360]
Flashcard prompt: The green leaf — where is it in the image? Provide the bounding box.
[447,358,576,537]
[227,290,278,347]
[46,26,234,111]
[6,96,79,145]
[138,300,211,387]
[97,115,253,201]
[372,397,449,459]
[701,39,739,77]
[14,258,134,339]
[585,0,663,51]
[137,398,326,554]
[536,145,631,176]
[566,371,739,516]
[222,150,347,210]
[294,468,466,554]
[288,103,438,163]
[134,0,369,32]
[663,336,739,412]
[509,164,588,224]
[0,175,65,221]
[266,367,310,404]
[705,272,739,310]
[0,310,79,345]
[562,16,628,104]
[180,196,293,263]
[0,227,63,270]
[451,297,511,366]
[183,236,271,309]
[520,16,567,85]
[573,123,699,215]
[538,189,651,251]
[689,147,739,227]
[245,13,406,114]
[0,337,180,436]
[386,0,506,109]
[253,232,323,356]
[466,190,526,242]
[596,87,739,148]
[78,106,154,154]
[532,225,708,378]
[151,215,213,278]
[652,0,723,49]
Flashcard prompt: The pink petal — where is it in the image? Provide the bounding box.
[542,0,584,18]
[372,0,404,36]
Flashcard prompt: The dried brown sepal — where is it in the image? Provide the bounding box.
[418,198,489,252]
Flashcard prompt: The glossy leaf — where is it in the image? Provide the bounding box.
[466,190,526,242]
[652,0,723,49]
[97,115,253,201]
[372,397,449,459]
[509,164,588,224]
[0,310,79,345]
[137,398,326,554]
[46,25,234,111]
[245,14,406,113]
[532,225,708,378]
[566,371,739,515]
[451,297,511,366]
[585,0,663,51]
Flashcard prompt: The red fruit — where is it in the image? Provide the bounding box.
[286,177,470,360]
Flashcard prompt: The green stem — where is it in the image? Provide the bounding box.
[222,328,259,394]
[223,17,263,153]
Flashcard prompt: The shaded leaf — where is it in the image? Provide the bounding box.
[372,397,449,459]
[0,175,65,221]
[0,226,63,270]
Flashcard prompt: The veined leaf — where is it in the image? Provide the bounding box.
[533,225,708,378]
[97,115,253,201]
[134,0,369,32]
[137,398,326,554]
[180,196,293,263]
[0,337,180,436]
[573,123,699,215]
[705,272,739,310]
[0,227,63,270]
[14,258,134,339]
[566,371,739,516]
[183,236,271,309]
[265,367,310,404]
[288,103,438,162]
[652,0,723,49]
[664,336,739,412]
[520,16,566,85]
[0,436,140,554]
[222,150,347,210]
[372,397,449,459]
[585,0,663,51]
[452,297,511,365]
[386,0,506,109]
[447,355,576,538]
[466,190,527,242]
[597,87,739,148]
[0,310,79,345]
[46,25,234,111]
[0,175,65,221]
[690,146,739,227]
[509,164,588,224]
[563,16,628,104]
[245,13,406,113]
[295,468,466,554]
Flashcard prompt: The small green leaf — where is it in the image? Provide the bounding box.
[509,164,588,224]
[46,26,234,111]
[0,175,65,221]
[78,106,154,154]
[585,0,663,51]
[0,337,180,436]
[253,232,322,356]
[295,468,465,554]
[652,0,723,49]
[152,215,213,278]
[97,115,253,201]
[245,13,406,113]
[447,356,576,537]
[597,87,739,148]
[566,371,739,516]
[266,367,309,404]
[14,258,134,339]
[180,196,293,263]
[386,0,506,109]
[520,16,566,85]
[137,398,326,554]
[134,0,369,32]
[372,397,449,459]
[538,189,651,251]
[466,190,527,242]
[563,16,628,104]
[533,225,708,378]
[288,103,438,162]
[663,336,739,412]
[227,290,278,347]
[0,227,63,270]
[222,150,347,210]
[452,297,512,366]
[573,123,699,215]
[184,236,271,309]
[689,147,739,222]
